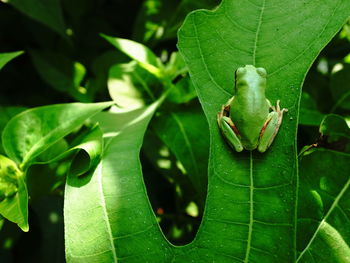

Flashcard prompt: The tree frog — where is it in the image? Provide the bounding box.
[217,65,288,152]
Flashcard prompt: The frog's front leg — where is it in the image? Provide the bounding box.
[258,100,288,152]
[217,97,244,152]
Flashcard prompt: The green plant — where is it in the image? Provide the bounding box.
[0,0,350,262]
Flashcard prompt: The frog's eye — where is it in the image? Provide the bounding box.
[256,67,267,77]
[236,67,246,76]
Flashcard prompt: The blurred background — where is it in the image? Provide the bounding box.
[0,0,349,262]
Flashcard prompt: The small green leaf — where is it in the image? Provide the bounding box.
[0,51,23,71]
[108,62,150,109]
[2,102,113,169]
[0,155,28,232]
[101,34,163,77]
[320,114,350,142]
[163,52,188,80]
[29,50,89,102]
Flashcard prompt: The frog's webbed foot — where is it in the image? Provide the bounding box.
[258,100,288,152]
[275,100,288,126]
[276,100,288,113]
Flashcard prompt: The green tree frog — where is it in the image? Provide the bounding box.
[217,65,288,152]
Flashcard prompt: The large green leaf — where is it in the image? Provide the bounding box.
[177,0,350,261]
[297,149,350,262]
[64,101,173,262]
[2,0,67,38]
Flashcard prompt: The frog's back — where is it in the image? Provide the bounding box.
[230,65,270,150]
[230,95,269,150]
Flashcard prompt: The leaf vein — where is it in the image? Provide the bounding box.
[97,163,118,262]
[113,225,154,240]
[269,0,342,76]
[244,151,254,262]
[252,0,266,65]
[192,16,231,96]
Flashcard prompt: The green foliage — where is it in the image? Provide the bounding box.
[298,149,350,262]
[177,0,350,261]
[0,0,349,262]
[0,51,23,70]
[0,102,112,231]
[3,0,67,38]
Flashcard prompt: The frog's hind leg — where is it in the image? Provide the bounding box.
[219,116,244,152]
[258,100,288,152]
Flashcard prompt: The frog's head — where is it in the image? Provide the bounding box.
[236,65,267,78]
[235,65,267,90]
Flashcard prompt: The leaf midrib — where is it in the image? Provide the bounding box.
[244,151,254,262]
[97,162,118,262]
[252,0,266,66]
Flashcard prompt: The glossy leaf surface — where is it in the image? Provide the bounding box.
[177,0,350,261]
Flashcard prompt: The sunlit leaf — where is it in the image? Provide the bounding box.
[101,34,163,77]
[0,155,27,231]
[2,102,113,169]
[65,100,173,262]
